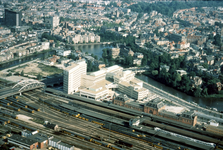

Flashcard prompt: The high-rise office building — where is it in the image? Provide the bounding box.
[50,16,59,29]
[5,9,21,26]
[63,59,87,94]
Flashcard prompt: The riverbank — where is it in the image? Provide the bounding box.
[141,71,223,99]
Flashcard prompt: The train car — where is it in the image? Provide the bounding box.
[1,118,10,123]
[0,119,7,125]
[1,99,13,104]
[0,100,10,105]
[216,144,223,150]
[26,104,40,111]
[10,121,38,132]
[101,124,173,150]
[81,114,105,125]
[5,105,20,111]
[70,112,80,118]
[13,95,19,99]
[1,112,18,119]
[117,140,133,147]
[21,107,34,113]
[61,129,125,150]
[61,129,93,141]
[5,97,19,103]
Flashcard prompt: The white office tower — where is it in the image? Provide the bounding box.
[51,16,60,29]
[63,59,87,94]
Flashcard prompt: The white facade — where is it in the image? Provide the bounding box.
[49,137,74,150]
[42,42,50,50]
[57,50,71,57]
[63,59,87,94]
[114,70,149,100]
[51,16,60,29]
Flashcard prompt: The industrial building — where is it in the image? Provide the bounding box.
[5,9,21,27]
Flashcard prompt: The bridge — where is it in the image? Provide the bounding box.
[67,41,114,47]
[0,79,45,99]
[124,66,150,74]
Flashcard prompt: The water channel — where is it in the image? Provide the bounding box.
[80,44,223,111]
[1,44,221,111]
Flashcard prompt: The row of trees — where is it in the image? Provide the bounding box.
[128,1,223,17]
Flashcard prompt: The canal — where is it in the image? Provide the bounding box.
[0,50,55,71]
[81,44,222,111]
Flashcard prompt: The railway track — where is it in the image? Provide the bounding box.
[12,92,153,149]
[24,99,154,150]
[40,90,223,144]
[21,93,195,149]
[21,90,222,149]
[5,116,111,150]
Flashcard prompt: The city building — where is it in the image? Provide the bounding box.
[63,59,87,94]
[51,16,60,29]
[110,45,120,59]
[5,9,22,26]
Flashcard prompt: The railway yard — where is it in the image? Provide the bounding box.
[0,80,223,150]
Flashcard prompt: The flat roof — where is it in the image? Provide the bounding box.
[59,142,73,148]
[80,79,111,95]
[29,133,48,143]
[8,134,37,145]
[50,138,61,143]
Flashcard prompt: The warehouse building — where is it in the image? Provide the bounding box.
[8,134,38,150]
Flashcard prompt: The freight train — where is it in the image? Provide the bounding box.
[101,123,189,150]
[10,121,38,132]
[61,129,124,150]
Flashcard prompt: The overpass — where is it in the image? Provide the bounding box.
[0,79,45,99]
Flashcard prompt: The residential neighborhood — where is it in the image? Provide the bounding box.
[1,0,223,150]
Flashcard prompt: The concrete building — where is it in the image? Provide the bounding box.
[63,59,87,94]
[5,9,22,26]
[110,45,120,59]
[114,70,149,100]
[51,16,60,29]
[79,65,123,100]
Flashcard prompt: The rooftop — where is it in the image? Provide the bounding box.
[8,134,37,145]
[146,97,165,109]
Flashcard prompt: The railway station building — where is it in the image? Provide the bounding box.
[8,134,38,150]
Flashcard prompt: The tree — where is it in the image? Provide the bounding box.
[7,73,12,76]
[125,55,133,66]
[37,73,42,80]
[55,41,60,47]
[213,34,222,46]
[189,71,196,78]
[202,88,208,97]
[176,73,181,82]
[152,70,158,76]
[202,63,209,69]
[21,70,24,76]
[194,88,202,97]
